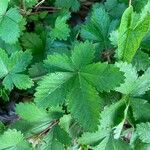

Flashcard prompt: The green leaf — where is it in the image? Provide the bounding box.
[68,75,101,131]
[0,0,9,17]
[28,62,47,79]
[105,0,127,19]
[34,72,74,108]
[0,129,31,150]
[100,99,126,129]
[53,125,71,146]
[11,74,33,90]
[21,32,44,55]
[45,53,74,72]
[137,122,150,143]
[81,4,110,48]
[71,41,95,70]
[132,50,150,71]
[115,62,138,95]
[93,135,130,150]
[78,128,111,145]
[113,104,129,139]
[133,0,149,12]
[0,49,33,91]
[40,129,64,150]
[81,63,124,92]
[40,125,71,150]
[117,2,150,62]
[16,103,49,122]
[115,62,150,96]
[50,13,71,41]
[131,98,150,122]
[36,41,124,131]
[0,49,9,78]
[0,8,23,44]
[10,50,32,73]
[141,30,150,50]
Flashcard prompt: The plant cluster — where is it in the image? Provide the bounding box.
[0,0,150,149]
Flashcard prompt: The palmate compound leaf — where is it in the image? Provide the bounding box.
[115,62,150,96]
[35,41,124,131]
[80,3,119,52]
[117,2,150,62]
[0,49,33,91]
[0,129,31,150]
[0,8,23,44]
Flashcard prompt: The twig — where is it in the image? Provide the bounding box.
[35,0,46,8]
[27,120,59,140]
[129,0,132,6]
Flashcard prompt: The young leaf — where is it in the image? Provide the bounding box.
[117,2,150,62]
[0,0,9,17]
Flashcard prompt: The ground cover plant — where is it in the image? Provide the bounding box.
[0,0,150,149]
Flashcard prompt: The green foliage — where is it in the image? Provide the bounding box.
[0,49,33,91]
[34,41,124,131]
[0,129,31,150]
[115,62,150,96]
[81,4,111,49]
[0,8,23,44]
[50,13,71,41]
[117,2,150,62]
[0,0,149,149]
[137,122,150,143]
